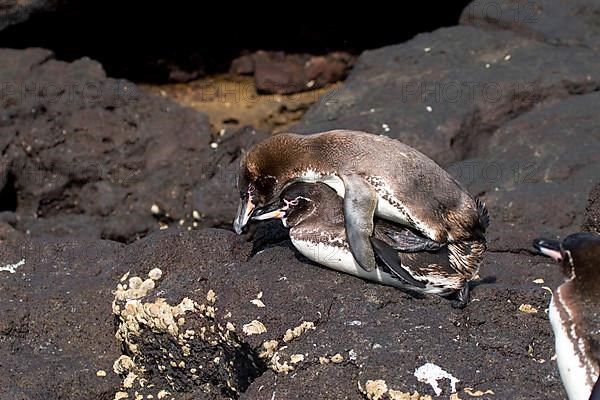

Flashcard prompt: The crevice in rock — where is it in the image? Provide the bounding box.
[0,172,17,212]
[131,329,267,398]
[451,84,600,162]
[450,89,547,161]
[487,248,540,256]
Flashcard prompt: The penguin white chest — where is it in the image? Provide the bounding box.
[289,236,402,288]
[549,293,595,400]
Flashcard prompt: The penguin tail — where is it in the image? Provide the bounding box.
[475,198,490,230]
[448,239,486,280]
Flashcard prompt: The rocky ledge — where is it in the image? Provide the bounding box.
[1,1,599,399]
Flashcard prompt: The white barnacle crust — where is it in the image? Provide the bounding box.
[283,321,315,342]
[363,380,388,400]
[0,259,25,274]
[156,390,170,399]
[242,320,267,336]
[112,270,245,396]
[290,354,304,364]
[114,392,129,400]
[148,268,162,281]
[123,372,138,388]
[259,340,279,359]
[206,289,216,303]
[360,380,433,400]
[113,355,135,374]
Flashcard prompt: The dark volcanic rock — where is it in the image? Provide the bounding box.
[451,91,600,251]
[295,25,600,166]
[0,226,567,399]
[0,48,269,242]
[460,0,600,49]
[2,2,598,399]
[230,51,355,95]
[0,235,126,400]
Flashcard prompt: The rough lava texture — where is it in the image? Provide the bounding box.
[460,0,600,50]
[452,91,600,251]
[1,1,600,399]
[0,48,269,242]
[295,25,600,166]
[0,226,126,400]
[0,227,566,400]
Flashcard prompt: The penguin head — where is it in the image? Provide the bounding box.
[234,136,296,234]
[533,232,600,280]
[234,166,277,234]
[252,183,339,228]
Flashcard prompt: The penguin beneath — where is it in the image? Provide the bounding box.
[533,232,600,400]
[253,182,478,305]
[234,130,488,281]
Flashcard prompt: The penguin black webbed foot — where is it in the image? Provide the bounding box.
[370,237,426,288]
[450,283,470,309]
[381,225,446,252]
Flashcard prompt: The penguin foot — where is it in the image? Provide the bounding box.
[383,227,445,252]
[371,237,426,288]
[451,283,470,309]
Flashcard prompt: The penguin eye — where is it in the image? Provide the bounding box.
[247,184,255,195]
[285,198,300,207]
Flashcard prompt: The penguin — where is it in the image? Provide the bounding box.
[253,182,475,305]
[533,232,600,400]
[234,130,488,280]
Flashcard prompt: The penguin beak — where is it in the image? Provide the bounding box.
[252,202,287,221]
[533,238,563,262]
[234,196,256,234]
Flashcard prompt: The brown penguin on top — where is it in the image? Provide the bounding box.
[234,130,488,283]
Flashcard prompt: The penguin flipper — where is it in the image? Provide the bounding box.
[370,237,426,288]
[383,227,446,252]
[590,376,600,400]
[341,174,378,271]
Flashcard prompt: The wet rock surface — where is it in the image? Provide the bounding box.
[1,1,599,399]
